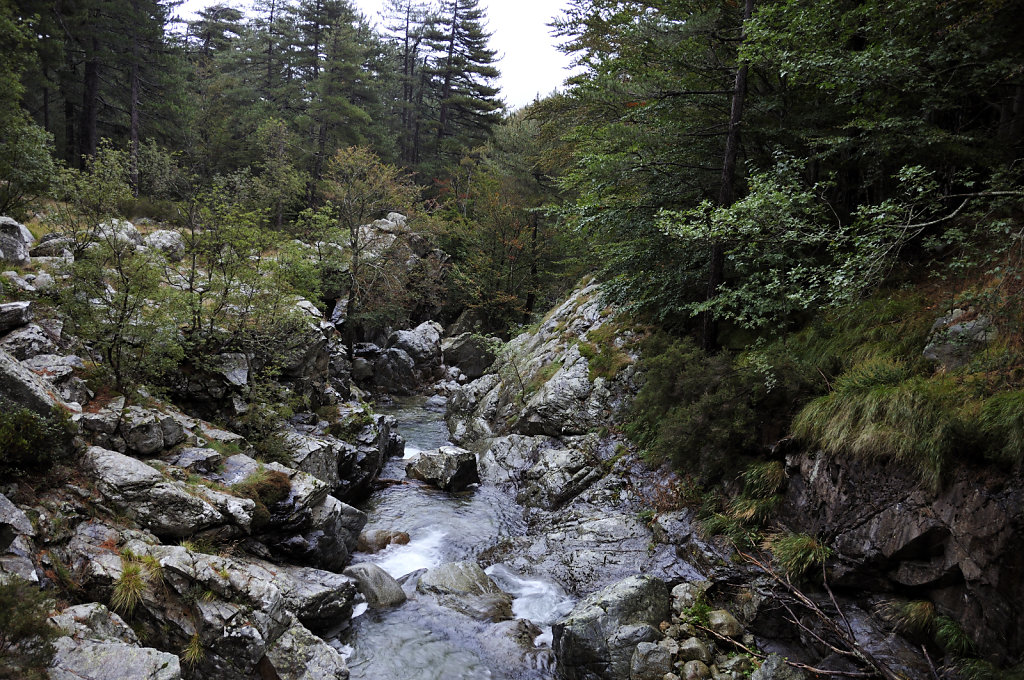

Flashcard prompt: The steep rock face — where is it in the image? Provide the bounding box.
[447,282,638,444]
[782,451,1024,663]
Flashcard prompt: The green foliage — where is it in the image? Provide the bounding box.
[793,359,980,490]
[0,402,76,476]
[762,533,832,581]
[0,112,54,219]
[740,461,785,499]
[578,322,635,381]
[326,409,375,441]
[231,467,292,529]
[110,561,146,615]
[626,334,759,482]
[978,390,1024,465]
[0,577,58,680]
[935,615,975,658]
[181,632,205,667]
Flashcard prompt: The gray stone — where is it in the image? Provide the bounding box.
[2,270,34,291]
[165,447,223,472]
[0,301,33,335]
[373,347,417,393]
[418,561,513,622]
[631,641,673,680]
[49,603,139,644]
[0,217,32,265]
[143,229,185,261]
[0,346,67,414]
[32,270,54,291]
[750,655,805,680]
[672,581,712,615]
[553,575,671,680]
[270,564,358,631]
[122,407,165,455]
[680,660,710,680]
[261,620,350,680]
[923,308,996,370]
[707,610,743,638]
[97,219,144,246]
[2,323,59,359]
[343,562,407,608]
[442,332,498,380]
[30,235,72,257]
[406,446,479,492]
[0,492,35,543]
[677,637,711,664]
[49,637,183,680]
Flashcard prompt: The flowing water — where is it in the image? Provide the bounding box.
[341,397,574,680]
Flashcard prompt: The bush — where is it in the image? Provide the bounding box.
[626,334,760,481]
[231,468,292,529]
[0,401,76,476]
[0,577,58,680]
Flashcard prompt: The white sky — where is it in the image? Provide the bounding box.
[178,0,578,110]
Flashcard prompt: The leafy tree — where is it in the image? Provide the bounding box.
[321,146,419,355]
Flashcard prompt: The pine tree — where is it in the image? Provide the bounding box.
[422,0,502,166]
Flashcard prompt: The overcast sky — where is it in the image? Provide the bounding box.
[178,0,578,110]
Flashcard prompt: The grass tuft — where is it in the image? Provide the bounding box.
[762,532,832,580]
[181,632,204,667]
[110,561,146,615]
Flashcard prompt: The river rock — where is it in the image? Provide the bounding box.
[680,660,710,680]
[0,301,33,335]
[750,654,805,680]
[343,562,407,608]
[357,529,410,553]
[677,637,711,664]
[553,574,671,680]
[260,619,350,680]
[143,229,185,261]
[373,347,418,393]
[442,332,498,380]
[387,320,443,378]
[707,610,743,637]
[630,641,673,680]
[406,446,480,492]
[418,561,514,622]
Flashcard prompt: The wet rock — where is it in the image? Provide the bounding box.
[680,660,710,680]
[442,332,498,380]
[0,301,33,335]
[406,446,480,492]
[270,564,358,631]
[418,561,514,622]
[479,619,551,671]
[357,529,410,553]
[143,229,185,261]
[343,562,407,608]
[260,619,350,680]
[707,610,743,637]
[387,320,443,379]
[553,575,671,680]
[782,450,1024,663]
[373,347,417,393]
[750,654,805,680]
[672,581,712,615]
[677,638,710,664]
[631,641,673,680]
[516,442,602,511]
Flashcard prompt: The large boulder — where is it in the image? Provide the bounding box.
[260,619,350,680]
[782,450,1024,664]
[0,346,67,414]
[97,219,144,247]
[2,323,58,359]
[0,300,33,335]
[48,603,182,680]
[373,347,417,393]
[143,229,185,261]
[406,446,480,492]
[343,562,407,608]
[417,561,514,622]
[442,332,498,380]
[552,575,671,680]
[0,216,32,265]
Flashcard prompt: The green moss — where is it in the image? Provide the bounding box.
[579,322,635,381]
[326,409,375,440]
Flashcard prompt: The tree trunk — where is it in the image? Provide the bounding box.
[78,36,100,165]
[524,211,539,323]
[436,3,458,147]
[130,4,141,197]
[702,0,754,351]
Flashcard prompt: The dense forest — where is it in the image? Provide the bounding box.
[2,0,1024,676]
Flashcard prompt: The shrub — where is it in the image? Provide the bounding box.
[0,401,76,476]
[762,533,832,581]
[626,334,759,482]
[231,468,292,529]
[0,577,58,680]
